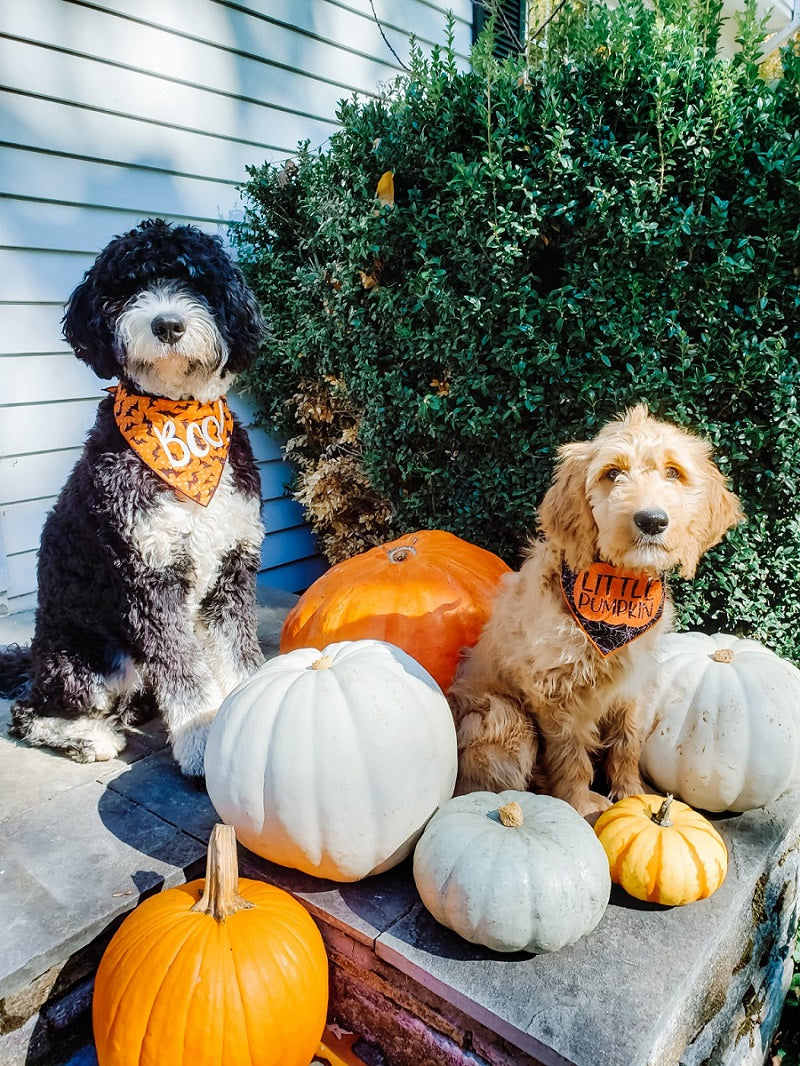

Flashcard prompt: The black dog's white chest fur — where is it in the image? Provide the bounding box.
[132,470,261,598]
[129,468,263,695]
[7,219,268,776]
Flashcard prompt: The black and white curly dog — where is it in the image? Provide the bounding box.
[3,219,267,776]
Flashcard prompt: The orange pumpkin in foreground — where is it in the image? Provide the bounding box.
[93,824,328,1066]
[281,529,511,691]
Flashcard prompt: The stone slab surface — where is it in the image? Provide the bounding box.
[2,588,799,1066]
[0,701,167,822]
[0,774,207,1000]
[0,587,292,1006]
[239,847,422,952]
[375,790,800,1065]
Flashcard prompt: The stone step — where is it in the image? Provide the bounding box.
[1,590,798,1066]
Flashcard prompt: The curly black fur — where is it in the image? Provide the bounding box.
[63,218,265,379]
[0,645,32,701]
[7,220,269,776]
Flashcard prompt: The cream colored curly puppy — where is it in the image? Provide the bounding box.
[448,405,743,817]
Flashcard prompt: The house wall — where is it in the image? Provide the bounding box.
[0,0,473,613]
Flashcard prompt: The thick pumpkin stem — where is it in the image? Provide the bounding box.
[651,794,674,828]
[191,824,255,922]
[497,801,524,827]
[712,647,735,664]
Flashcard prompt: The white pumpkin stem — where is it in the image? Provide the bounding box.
[311,654,334,671]
[651,794,674,828]
[712,647,735,664]
[191,824,255,922]
[497,800,524,827]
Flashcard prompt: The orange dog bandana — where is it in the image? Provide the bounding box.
[109,383,233,507]
[561,560,665,658]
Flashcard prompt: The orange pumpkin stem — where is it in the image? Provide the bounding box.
[191,824,255,922]
[651,794,675,828]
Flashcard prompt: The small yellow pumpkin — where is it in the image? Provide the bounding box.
[593,793,727,906]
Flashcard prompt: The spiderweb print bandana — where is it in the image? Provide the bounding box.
[560,560,665,657]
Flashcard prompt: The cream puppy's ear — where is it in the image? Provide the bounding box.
[679,457,744,578]
[537,441,598,572]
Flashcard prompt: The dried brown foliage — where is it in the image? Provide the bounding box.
[285,379,394,562]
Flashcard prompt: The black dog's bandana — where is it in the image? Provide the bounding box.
[560,560,665,658]
[109,382,233,506]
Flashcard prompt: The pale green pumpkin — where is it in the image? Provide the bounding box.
[413,790,611,954]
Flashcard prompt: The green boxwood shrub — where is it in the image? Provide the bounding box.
[236,0,800,659]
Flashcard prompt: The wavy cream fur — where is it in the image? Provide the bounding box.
[448,405,743,817]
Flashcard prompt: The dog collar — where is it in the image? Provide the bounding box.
[560,559,665,658]
[108,383,233,507]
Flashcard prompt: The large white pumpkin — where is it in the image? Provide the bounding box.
[204,640,458,881]
[640,632,800,813]
[412,790,611,954]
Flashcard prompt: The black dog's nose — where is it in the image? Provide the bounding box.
[634,509,669,536]
[151,313,186,345]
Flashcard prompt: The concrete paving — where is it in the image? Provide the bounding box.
[1,589,799,1066]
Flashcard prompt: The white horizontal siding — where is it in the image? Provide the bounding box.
[0,354,99,404]
[0,202,172,254]
[0,399,100,456]
[0,449,299,512]
[717,0,799,54]
[0,521,8,610]
[3,146,240,223]
[0,93,309,186]
[0,36,337,163]
[0,0,473,610]
[0,451,84,505]
[0,251,96,306]
[5,555,36,614]
[0,304,68,357]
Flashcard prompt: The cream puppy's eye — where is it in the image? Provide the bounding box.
[605,467,622,482]
[665,466,682,480]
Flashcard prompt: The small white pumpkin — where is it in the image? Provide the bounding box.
[640,632,800,813]
[204,640,458,881]
[412,790,611,954]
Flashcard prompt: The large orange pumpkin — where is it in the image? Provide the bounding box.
[280,530,511,691]
[93,824,329,1066]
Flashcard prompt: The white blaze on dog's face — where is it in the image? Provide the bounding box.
[115,280,230,402]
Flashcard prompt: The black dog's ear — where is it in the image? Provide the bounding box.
[62,273,120,380]
[220,267,267,375]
